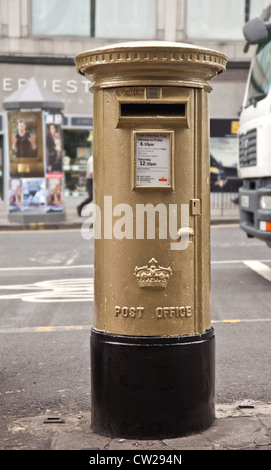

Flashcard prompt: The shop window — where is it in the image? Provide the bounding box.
[186,0,271,41]
[186,0,245,40]
[63,130,92,196]
[0,135,3,200]
[31,0,90,36]
[95,0,156,39]
[31,0,156,39]
[210,118,242,193]
[249,0,271,19]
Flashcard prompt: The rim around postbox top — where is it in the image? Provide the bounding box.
[74,41,227,90]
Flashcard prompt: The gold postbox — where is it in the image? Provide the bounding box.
[75,42,226,439]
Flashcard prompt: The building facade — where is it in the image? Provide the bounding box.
[0,0,269,207]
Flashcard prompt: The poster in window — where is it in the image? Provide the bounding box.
[9,179,23,212]
[8,112,44,178]
[22,178,46,211]
[46,174,63,212]
[45,113,63,174]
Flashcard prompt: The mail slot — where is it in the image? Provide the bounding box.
[75,41,226,439]
[120,102,186,116]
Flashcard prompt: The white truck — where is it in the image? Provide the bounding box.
[239,4,271,247]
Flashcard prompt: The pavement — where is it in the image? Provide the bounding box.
[4,199,269,454]
[0,197,83,231]
[0,197,240,231]
[2,401,271,452]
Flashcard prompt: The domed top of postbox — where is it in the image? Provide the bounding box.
[74,41,227,90]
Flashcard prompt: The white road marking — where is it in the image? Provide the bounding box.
[0,259,270,305]
[0,259,270,330]
[0,260,270,270]
[0,278,94,302]
[29,249,81,266]
[0,264,93,271]
[243,260,271,283]
[212,259,271,264]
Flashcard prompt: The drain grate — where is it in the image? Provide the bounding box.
[44,417,64,423]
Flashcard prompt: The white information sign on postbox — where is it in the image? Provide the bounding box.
[135,133,171,188]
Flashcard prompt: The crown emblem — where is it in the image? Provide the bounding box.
[134,258,173,289]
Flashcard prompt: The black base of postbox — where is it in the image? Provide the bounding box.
[90,327,215,439]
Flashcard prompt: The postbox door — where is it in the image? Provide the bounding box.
[93,85,210,337]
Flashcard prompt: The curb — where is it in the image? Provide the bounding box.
[211,218,239,225]
[0,219,239,231]
[0,222,82,231]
